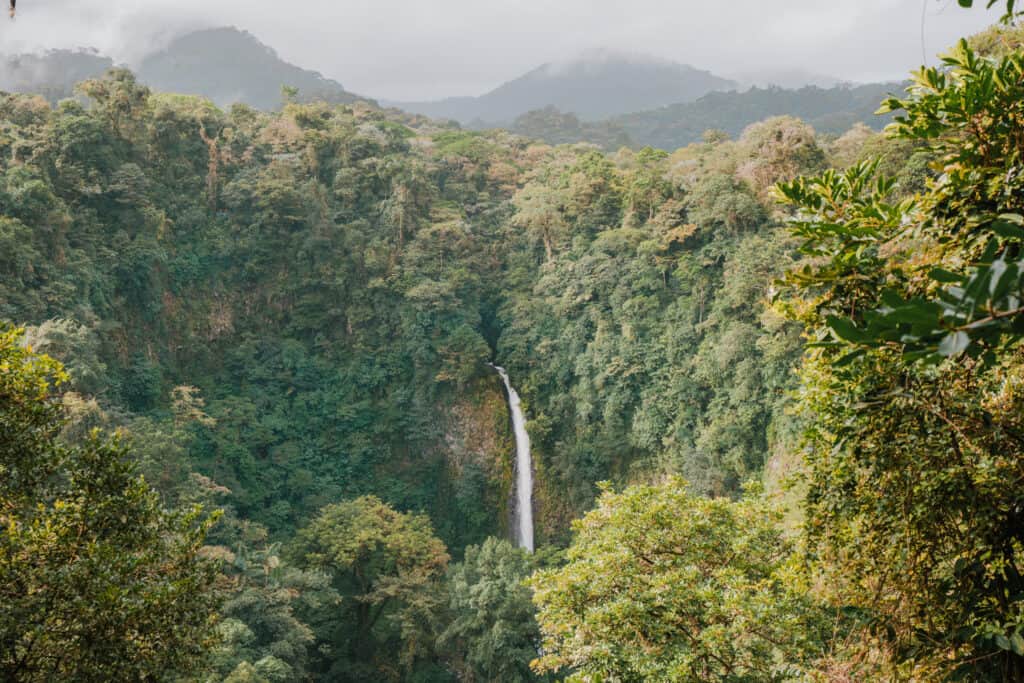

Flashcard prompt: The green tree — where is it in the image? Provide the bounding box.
[774,35,1024,681]
[76,68,151,142]
[21,318,107,396]
[736,116,826,197]
[513,179,569,262]
[0,325,221,681]
[529,478,827,682]
[623,146,672,225]
[211,543,335,683]
[439,537,542,682]
[291,495,450,681]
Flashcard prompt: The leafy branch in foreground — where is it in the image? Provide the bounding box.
[958,0,1023,24]
[776,39,1024,366]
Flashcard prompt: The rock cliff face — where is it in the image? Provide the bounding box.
[438,371,580,550]
[438,375,516,548]
[530,453,577,548]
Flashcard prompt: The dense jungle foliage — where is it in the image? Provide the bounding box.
[0,62,822,545]
[2,4,1023,681]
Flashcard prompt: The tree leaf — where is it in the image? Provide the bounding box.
[938,331,970,356]
[930,268,966,284]
[826,315,870,344]
[1010,632,1024,656]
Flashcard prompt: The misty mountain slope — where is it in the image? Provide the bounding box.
[611,81,903,149]
[0,50,114,102]
[0,27,370,111]
[388,49,736,124]
[138,27,368,109]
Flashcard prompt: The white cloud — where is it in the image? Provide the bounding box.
[0,0,1003,100]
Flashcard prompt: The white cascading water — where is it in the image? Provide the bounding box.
[490,364,534,552]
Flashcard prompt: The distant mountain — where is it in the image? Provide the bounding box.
[387,49,736,124]
[0,27,369,110]
[728,68,846,90]
[0,49,113,102]
[610,82,904,150]
[138,27,367,109]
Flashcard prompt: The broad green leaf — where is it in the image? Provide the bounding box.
[930,268,966,284]
[826,315,870,344]
[1010,632,1024,656]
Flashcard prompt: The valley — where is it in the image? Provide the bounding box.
[1,4,1023,682]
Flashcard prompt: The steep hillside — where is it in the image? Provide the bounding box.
[388,49,735,123]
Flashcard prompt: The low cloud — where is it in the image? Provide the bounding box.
[0,0,1003,100]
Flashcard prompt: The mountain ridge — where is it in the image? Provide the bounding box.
[384,50,736,124]
[1,29,897,151]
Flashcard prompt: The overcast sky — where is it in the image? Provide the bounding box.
[0,0,1002,100]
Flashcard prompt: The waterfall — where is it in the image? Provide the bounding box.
[490,364,534,552]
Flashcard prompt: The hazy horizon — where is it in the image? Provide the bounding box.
[0,0,1002,100]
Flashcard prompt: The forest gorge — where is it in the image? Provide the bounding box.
[2,2,1024,681]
